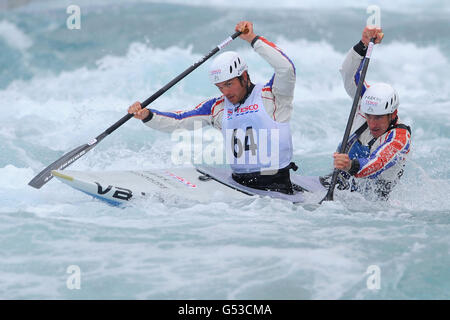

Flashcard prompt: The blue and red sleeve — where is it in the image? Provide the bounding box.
[149,97,222,120]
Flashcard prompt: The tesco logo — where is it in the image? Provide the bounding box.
[236,104,259,115]
[365,100,378,106]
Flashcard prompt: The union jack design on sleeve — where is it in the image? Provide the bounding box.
[150,97,220,120]
[355,127,411,179]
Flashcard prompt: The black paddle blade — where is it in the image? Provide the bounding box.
[28,143,93,189]
[318,169,339,204]
[319,189,334,204]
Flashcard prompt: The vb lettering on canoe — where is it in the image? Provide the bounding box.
[95,182,133,201]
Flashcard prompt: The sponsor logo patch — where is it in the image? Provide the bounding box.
[365,95,382,102]
[165,171,197,188]
[365,100,379,106]
[235,104,259,116]
[226,108,233,120]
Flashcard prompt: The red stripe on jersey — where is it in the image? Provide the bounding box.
[356,128,409,178]
[211,97,224,118]
[258,36,277,49]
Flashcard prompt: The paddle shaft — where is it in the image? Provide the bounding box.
[320,38,376,203]
[28,31,242,189]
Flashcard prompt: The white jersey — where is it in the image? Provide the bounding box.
[222,84,293,173]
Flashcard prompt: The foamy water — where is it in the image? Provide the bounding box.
[0,0,449,299]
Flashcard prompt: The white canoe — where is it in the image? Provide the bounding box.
[51,165,326,205]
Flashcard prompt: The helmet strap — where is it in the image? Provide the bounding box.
[390,110,398,125]
[386,111,399,133]
[237,72,254,105]
[392,109,398,118]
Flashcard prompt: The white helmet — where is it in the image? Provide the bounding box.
[208,51,248,84]
[360,83,399,115]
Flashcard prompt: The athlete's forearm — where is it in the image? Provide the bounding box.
[339,42,371,133]
[339,44,366,99]
[252,37,296,123]
[253,37,296,98]
[142,97,223,132]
